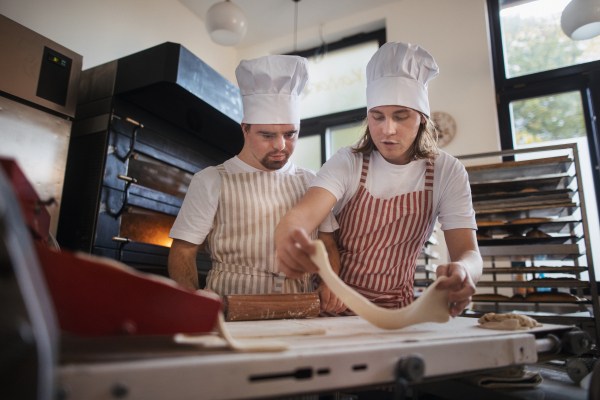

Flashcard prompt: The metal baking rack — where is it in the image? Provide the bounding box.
[414,233,439,289]
[457,143,599,346]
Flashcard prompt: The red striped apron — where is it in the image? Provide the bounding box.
[326,153,434,316]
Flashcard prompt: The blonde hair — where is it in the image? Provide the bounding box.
[351,114,439,161]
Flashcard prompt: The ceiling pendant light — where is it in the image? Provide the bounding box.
[293,0,300,52]
[205,0,247,46]
[561,0,600,40]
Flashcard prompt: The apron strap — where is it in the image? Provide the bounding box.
[359,154,370,188]
[424,158,434,191]
[216,164,227,176]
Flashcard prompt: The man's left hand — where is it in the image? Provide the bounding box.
[435,262,476,318]
[316,282,347,314]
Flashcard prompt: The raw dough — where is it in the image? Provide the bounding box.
[174,313,289,352]
[478,313,542,330]
[232,327,327,338]
[310,240,450,330]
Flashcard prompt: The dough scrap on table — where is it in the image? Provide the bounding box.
[477,313,542,331]
[174,313,289,352]
[310,239,451,330]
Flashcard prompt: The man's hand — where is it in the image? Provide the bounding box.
[275,228,320,278]
[436,262,476,318]
[316,282,347,313]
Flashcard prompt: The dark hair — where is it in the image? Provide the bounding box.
[351,114,439,161]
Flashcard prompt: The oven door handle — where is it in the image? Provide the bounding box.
[119,117,143,161]
[111,175,138,219]
[112,236,131,261]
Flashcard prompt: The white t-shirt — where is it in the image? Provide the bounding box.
[170,156,339,245]
[310,147,476,238]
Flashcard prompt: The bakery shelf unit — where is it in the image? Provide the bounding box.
[414,233,439,293]
[457,143,599,345]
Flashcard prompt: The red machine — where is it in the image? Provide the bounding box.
[1,157,222,337]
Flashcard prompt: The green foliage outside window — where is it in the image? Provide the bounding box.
[511,92,586,145]
[500,3,598,144]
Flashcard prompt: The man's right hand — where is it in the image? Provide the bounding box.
[275,228,320,278]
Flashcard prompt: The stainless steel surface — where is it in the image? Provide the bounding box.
[477,280,589,288]
[0,162,59,400]
[0,14,82,118]
[482,266,588,274]
[479,244,581,258]
[0,97,71,236]
[536,336,560,353]
[468,159,573,184]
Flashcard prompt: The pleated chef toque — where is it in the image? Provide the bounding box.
[236,55,309,124]
[366,41,439,117]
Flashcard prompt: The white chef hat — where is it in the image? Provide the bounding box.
[235,55,309,124]
[366,41,439,117]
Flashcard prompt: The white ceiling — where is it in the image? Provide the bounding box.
[179,0,399,48]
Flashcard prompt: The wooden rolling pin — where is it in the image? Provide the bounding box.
[223,293,320,322]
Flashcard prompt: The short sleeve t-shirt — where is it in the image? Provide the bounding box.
[309,147,476,238]
[170,156,339,245]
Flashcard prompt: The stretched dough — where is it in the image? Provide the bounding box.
[310,240,451,330]
[175,313,289,352]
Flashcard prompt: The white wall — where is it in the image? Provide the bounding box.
[237,0,501,161]
[0,0,237,83]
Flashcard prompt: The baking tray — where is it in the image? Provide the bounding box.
[470,174,574,195]
[474,203,577,221]
[471,299,591,304]
[481,266,588,274]
[471,188,573,202]
[472,192,575,211]
[476,218,582,235]
[418,248,439,260]
[477,235,580,246]
[479,243,583,260]
[466,156,572,184]
[477,280,589,288]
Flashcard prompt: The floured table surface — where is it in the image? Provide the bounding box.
[221,316,567,348]
[58,317,574,400]
[61,316,570,363]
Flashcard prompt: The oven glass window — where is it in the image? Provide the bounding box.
[120,206,176,248]
[127,153,193,199]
